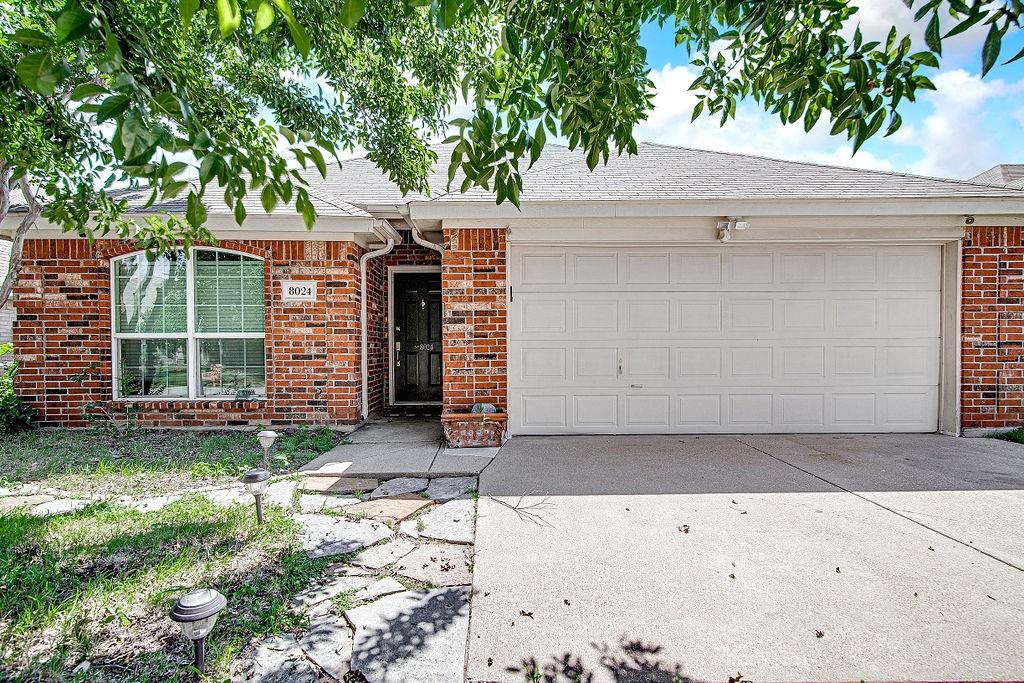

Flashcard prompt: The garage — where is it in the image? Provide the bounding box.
[508,244,942,435]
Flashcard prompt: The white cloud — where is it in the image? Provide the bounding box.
[637,64,896,172]
[638,62,1023,179]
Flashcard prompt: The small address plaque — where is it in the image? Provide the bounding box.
[281,280,317,302]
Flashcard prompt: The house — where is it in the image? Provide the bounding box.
[4,143,1024,439]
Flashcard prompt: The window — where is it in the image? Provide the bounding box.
[112,249,266,399]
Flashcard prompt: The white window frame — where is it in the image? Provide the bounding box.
[110,247,267,401]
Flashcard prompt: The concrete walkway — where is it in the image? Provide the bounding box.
[300,418,498,479]
[468,434,1024,682]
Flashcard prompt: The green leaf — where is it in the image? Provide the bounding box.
[95,94,130,123]
[1004,43,1024,66]
[69,83,108,100]
[216,0,242,37]
[271,0,310,54]
[11,29,54,48]
[234,200,247,225]
[924,12,942,55]
[981,23,1003,76]
[340,0,365,28]
[199,154,220,185]
[16,52,70,96]
[186,192,207,227]
[54,0,95,43]
[307,146,327,178]
[439,0,459,28]
[254,1,275,33]
[261,184,277,213]
[179,0,200,27]
[162,180,189,199]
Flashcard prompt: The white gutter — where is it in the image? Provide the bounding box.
[359,220,400,419]
[400,204,444,254]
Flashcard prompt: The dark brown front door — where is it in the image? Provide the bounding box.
[394,271,442,403]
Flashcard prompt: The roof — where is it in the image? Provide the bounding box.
[442,143,1024,202]
[109,183,372,219]
[969,164,1024,187]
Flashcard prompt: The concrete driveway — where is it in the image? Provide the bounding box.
[468,434,1024,682]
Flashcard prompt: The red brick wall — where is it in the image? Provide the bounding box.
[962,226,1024,430]
[13,238,365,428]
[365,240,442,415]
[441,227,507,413]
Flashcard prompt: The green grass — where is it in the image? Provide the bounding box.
[0,426,343,495]
[0,495,327,682]
[994,426,1024,444]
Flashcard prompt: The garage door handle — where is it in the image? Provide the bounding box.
[630,384,643,389]
[618,356,623,376]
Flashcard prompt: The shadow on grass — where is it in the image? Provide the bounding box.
[0,497,327,682]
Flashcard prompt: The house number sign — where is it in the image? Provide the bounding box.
[281,280,317,302]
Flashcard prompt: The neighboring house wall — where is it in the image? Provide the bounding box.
[0,240,12,348]
[365,240,442,415]
[441,227,508,413]
[961,226,1024,430]
[13,238,365,428]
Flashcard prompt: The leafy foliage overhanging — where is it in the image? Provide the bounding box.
[1,0,1022,256]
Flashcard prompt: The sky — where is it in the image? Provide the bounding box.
[635,0,1024,181]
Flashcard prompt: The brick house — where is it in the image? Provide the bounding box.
[4,144,1024,438]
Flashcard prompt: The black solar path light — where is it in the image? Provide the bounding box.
[169,588,227,675]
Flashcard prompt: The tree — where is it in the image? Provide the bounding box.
[1,0,1021,307]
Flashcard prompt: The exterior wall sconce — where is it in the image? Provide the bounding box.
[716,217,750,242]
[169,588,227,675]
[240,468,271,525]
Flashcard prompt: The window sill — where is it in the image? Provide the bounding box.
[114,396,268,403]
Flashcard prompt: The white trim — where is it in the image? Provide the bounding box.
[939,239,963,435]
[110,247,267,401]
[388,265,443,406]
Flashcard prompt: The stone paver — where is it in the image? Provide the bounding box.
[247,635,317,683]
[344,494,432,521]
[204,486,247,506]
[30,499,90,517]
[370,477,428,499]
[264,479,299,508]
[298,617,353,681]
[345,587,471,683]
[298,494,332,513]
[416,498,475,544]
[128,494,180,513]
[425,476,477,502]
[296,513,393,559]
[351,537,417,570]
[398,520,420,538]
[292,574,372,610]
[303,475,379,495]
[0,494,54,512]
[393,542,474,587]
[353,577,407,603]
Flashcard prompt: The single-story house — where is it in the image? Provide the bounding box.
[4,143,1024,439]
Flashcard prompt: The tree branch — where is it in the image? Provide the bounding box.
[0,177,42,310]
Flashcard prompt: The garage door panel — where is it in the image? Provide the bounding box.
[513,291,939,340]
[512,339,939,388]
[513,245,940,293]
[510,387,939,434]
[509,244,941,434]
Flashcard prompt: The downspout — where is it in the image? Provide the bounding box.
[400,204,444,255]
[360,220,400,420]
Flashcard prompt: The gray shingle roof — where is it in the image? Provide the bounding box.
[445,142,1024,202]
[969,164,1024,187]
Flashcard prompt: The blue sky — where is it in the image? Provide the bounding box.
[634,0,1024,180]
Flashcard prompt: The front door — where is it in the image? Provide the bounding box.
[394,271,443,403]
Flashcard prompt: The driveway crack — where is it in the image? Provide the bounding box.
[736,437,1024,574]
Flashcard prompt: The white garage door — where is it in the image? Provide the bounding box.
[508,244,941,434]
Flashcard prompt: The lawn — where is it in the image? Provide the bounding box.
[0,496,326,682]
[0,425,348,681]
[0,426,343,496]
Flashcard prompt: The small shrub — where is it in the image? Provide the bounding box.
[0,343,35,433]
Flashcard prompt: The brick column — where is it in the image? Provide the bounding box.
[441,228,508,413]
[961,226,1024,429]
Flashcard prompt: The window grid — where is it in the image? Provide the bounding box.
[111,248,266,400]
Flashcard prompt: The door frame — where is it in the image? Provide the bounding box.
[388,264,443,406]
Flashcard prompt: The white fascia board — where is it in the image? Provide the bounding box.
[0,213,376,243]
[410,197,1024,221]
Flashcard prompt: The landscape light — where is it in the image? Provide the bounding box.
[240,468,271,525]
[256,430,278,469]
[169,588,227,675]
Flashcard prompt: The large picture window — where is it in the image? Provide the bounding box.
[112,248,266,399]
